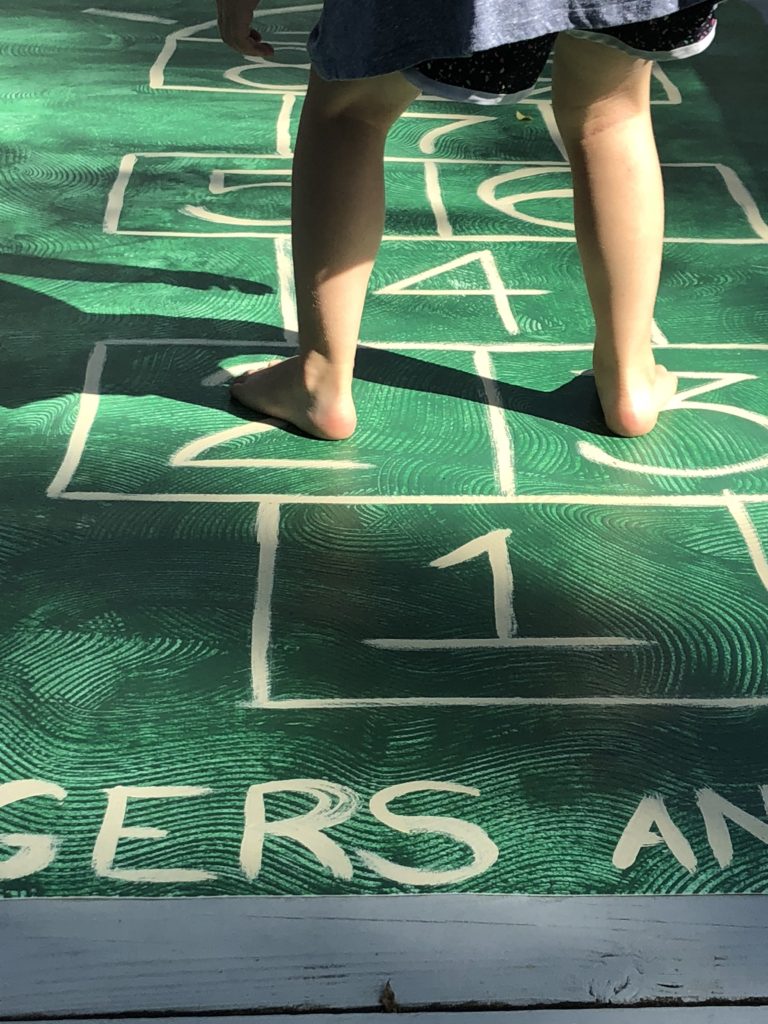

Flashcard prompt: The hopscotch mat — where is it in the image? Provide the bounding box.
[1,0,768,898]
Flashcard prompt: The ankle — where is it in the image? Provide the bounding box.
[593,346,655,385]
[299,350,354,395]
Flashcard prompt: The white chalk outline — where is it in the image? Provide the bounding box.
[170,418,372,471]
[424,161,453,238]
[724,490,768,592]
[103,153,768,244]
[365,529,629,653]
[274,235,298,341]
[48,340,768,506]
[375,249,549,337]
[474,350,515,496]
[275,94,296,158]
[579,372,768,480]
[150,20,682,107]
[250,502,280,706]
[47,343,107,498]
[149,10,321,94]
[181,168,293,228]
[85,7,177,23]
[400,112,497,155]
[251,696,768,708]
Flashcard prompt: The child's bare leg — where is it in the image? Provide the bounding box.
[232,68,418,439]
[552,34,677,437]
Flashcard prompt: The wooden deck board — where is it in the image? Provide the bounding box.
[10,1012,768,1023]
[3,896,768,1017]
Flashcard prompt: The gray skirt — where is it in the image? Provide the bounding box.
[307,0,712,79]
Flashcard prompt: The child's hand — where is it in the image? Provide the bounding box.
[216,0,275,57]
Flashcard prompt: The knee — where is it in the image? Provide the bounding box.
[553,92,648,145]
[305,69,417,131]
[551,34,652,136]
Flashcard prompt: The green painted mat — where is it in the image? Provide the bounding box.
[1,0,768,898]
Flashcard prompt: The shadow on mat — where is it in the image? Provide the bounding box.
[1,270,609,435]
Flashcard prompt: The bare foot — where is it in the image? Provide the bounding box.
[593,359,678,438]
[230,356,357,441]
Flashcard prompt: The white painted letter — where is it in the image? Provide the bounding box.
[240,779,359,881]
[357,781,498,886]
[92,785,215,883]
[696,787,768,869]
[613,795,696,873]
[0,780,67,880]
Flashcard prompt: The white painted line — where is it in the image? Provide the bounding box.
[579,440,768,479]
[400,112,496,156]
[180,205,290,228]
[103,153,136,234]
[474,350,515,496]
[177,458,369,469]
[652,63,682,105]
[49,339,768,504]
[662,238,768,245]
[55,492,768,507]
[716,164,768,240]
[391,289,547,297]
[536,101,568,160]
[430,530,518,640]
[362,340,768,352]
[275,93,296,157]
[99,338,768,352]
[46,344,107,498]
[252,2,322,15]
[123,152,767,171]
[84,7,177,23]
[365,341,591,351]
[424,160,452,238]
[724,490,768,591]
[651,319,670,346]
[202,361,293,385]
[274,235,298,339]
[375,250,542,335]
[149,6,321,93]
[126,151,569,165]
[250,503,280,706]
[110,152,767,243]
[580,383,768,478]
[109,229,768,244]
[150,20,214,90]
[155,84,308,95]
[364,636,650,650]
[107,337,296,349]
[255,695,768,709]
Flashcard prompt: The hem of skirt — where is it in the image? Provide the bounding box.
[307,0,723,81]
[401,68,537,105]
[566,22,717,60]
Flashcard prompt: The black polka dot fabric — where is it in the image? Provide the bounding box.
[411,0,720,103]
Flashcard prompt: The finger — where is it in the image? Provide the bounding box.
[217,1,266,55]
[220,27,273,57]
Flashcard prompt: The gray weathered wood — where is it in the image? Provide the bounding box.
[11,1014,768,1023]
[3,896,768,1016]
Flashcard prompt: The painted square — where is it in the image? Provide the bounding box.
[427,161,768,242]
[49,342,500,500]
[259,501,768,707]
[491,346,768,498]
